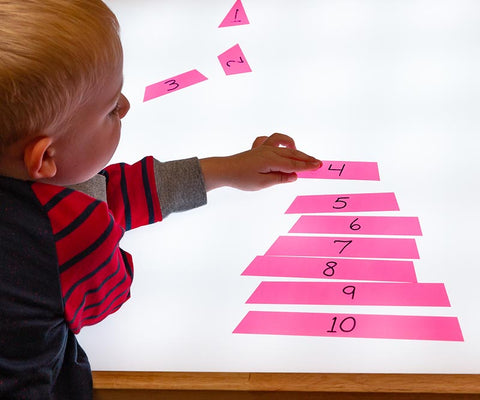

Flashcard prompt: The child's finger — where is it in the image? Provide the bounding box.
[273,146,322,165]
[251,136,268,149]
[262,133,297,149]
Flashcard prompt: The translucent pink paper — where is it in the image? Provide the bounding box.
[143,69,207,102]
[289,215,422,236]
[219,0,249,28]
[234,311,464,341]
[246,281,450,306]
[286,192,399,214]
[297,161,380,181]
[242,256,417,282]
[266,236,420,259]
[218,44,252,75]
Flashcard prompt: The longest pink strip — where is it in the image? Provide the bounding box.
[297,161,379,181]
[242,256,417,282]
[233,311,464,341]
[246,281,450,306]
[286,192,399,214]
[265,236,420,259]
[290,216,422,236]
[144,69,207,102]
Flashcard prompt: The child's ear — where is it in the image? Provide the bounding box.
[24,136,57,180]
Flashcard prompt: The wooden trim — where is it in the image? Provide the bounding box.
[92,372,480,394]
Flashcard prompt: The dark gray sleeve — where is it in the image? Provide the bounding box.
[153,157,207,218]
[66,174,107,202]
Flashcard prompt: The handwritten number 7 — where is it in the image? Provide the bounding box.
[334,239,352,254]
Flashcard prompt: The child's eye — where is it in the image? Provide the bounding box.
[109,103,121,117]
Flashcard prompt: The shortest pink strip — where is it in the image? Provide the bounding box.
[297,161,380,181]
[242,256,417,282]
[233,311,464,341]
[218,44,252,75]
[144,69,208,102]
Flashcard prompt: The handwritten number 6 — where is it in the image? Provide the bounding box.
[349,218,361,231]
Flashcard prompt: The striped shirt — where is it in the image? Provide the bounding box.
[0,156,206,399]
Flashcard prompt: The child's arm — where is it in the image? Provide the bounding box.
[200,133,321,192]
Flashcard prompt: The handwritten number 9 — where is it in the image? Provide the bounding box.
[343,285,356,300]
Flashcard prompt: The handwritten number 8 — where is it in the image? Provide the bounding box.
[323,261,337,277]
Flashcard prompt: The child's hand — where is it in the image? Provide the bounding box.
[200,133,322,191]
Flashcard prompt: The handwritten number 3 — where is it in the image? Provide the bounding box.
[164,79,180,91]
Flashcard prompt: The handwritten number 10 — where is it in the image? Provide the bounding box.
[327,316,356,333]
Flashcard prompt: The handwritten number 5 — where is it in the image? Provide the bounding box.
[333,196,349,209]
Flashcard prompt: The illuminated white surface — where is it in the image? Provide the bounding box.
[78,0,480,372]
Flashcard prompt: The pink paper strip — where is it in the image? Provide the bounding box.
[286,192,399,214]
[218,44,252,75]
[265,236,420,259]
[233,311,464,341]
[297,161,380,181]
[246,281,450,307]
[219,0,250,28]
[289,216,422,236]
[242,256,417,282]
[143,69,207,102]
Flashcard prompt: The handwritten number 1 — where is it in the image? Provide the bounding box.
[233,8,241,22]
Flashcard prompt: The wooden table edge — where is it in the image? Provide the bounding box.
[92,372,480,393]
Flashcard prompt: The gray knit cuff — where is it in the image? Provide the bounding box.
[153,157,207,218]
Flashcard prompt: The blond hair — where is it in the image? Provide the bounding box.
[0,0,122,154]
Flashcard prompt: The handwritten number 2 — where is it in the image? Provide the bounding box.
[226,57,245,68]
